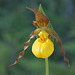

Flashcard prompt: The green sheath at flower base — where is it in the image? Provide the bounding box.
[39,4,54,42]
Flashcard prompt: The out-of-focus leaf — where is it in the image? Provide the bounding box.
[63,41,75,52]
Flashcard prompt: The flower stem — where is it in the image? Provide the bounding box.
[45,58,49,75]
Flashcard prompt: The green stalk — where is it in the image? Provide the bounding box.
[45,58,49,75]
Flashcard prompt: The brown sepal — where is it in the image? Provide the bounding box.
[26,7,49,27]
[33,21,38,27]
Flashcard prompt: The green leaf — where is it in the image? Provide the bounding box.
[39,4,46,15]
[39,4,53,29]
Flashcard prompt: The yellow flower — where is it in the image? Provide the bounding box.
[9,7,71,71]
[32,30,54,58]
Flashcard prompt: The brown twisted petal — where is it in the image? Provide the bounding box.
[8,58,19,67]
[30,28,42,39]
[9,28,42,67]
[26,7,49,27]
[45,28,71,71]
[24,39,30,50]
[8,51,24,67]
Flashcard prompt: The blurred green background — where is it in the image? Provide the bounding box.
[0,0,75,75]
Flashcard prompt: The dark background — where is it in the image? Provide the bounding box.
[0,0,75,75]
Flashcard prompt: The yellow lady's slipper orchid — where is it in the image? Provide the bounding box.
[32,30,54,58]
[9,7,71,71]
